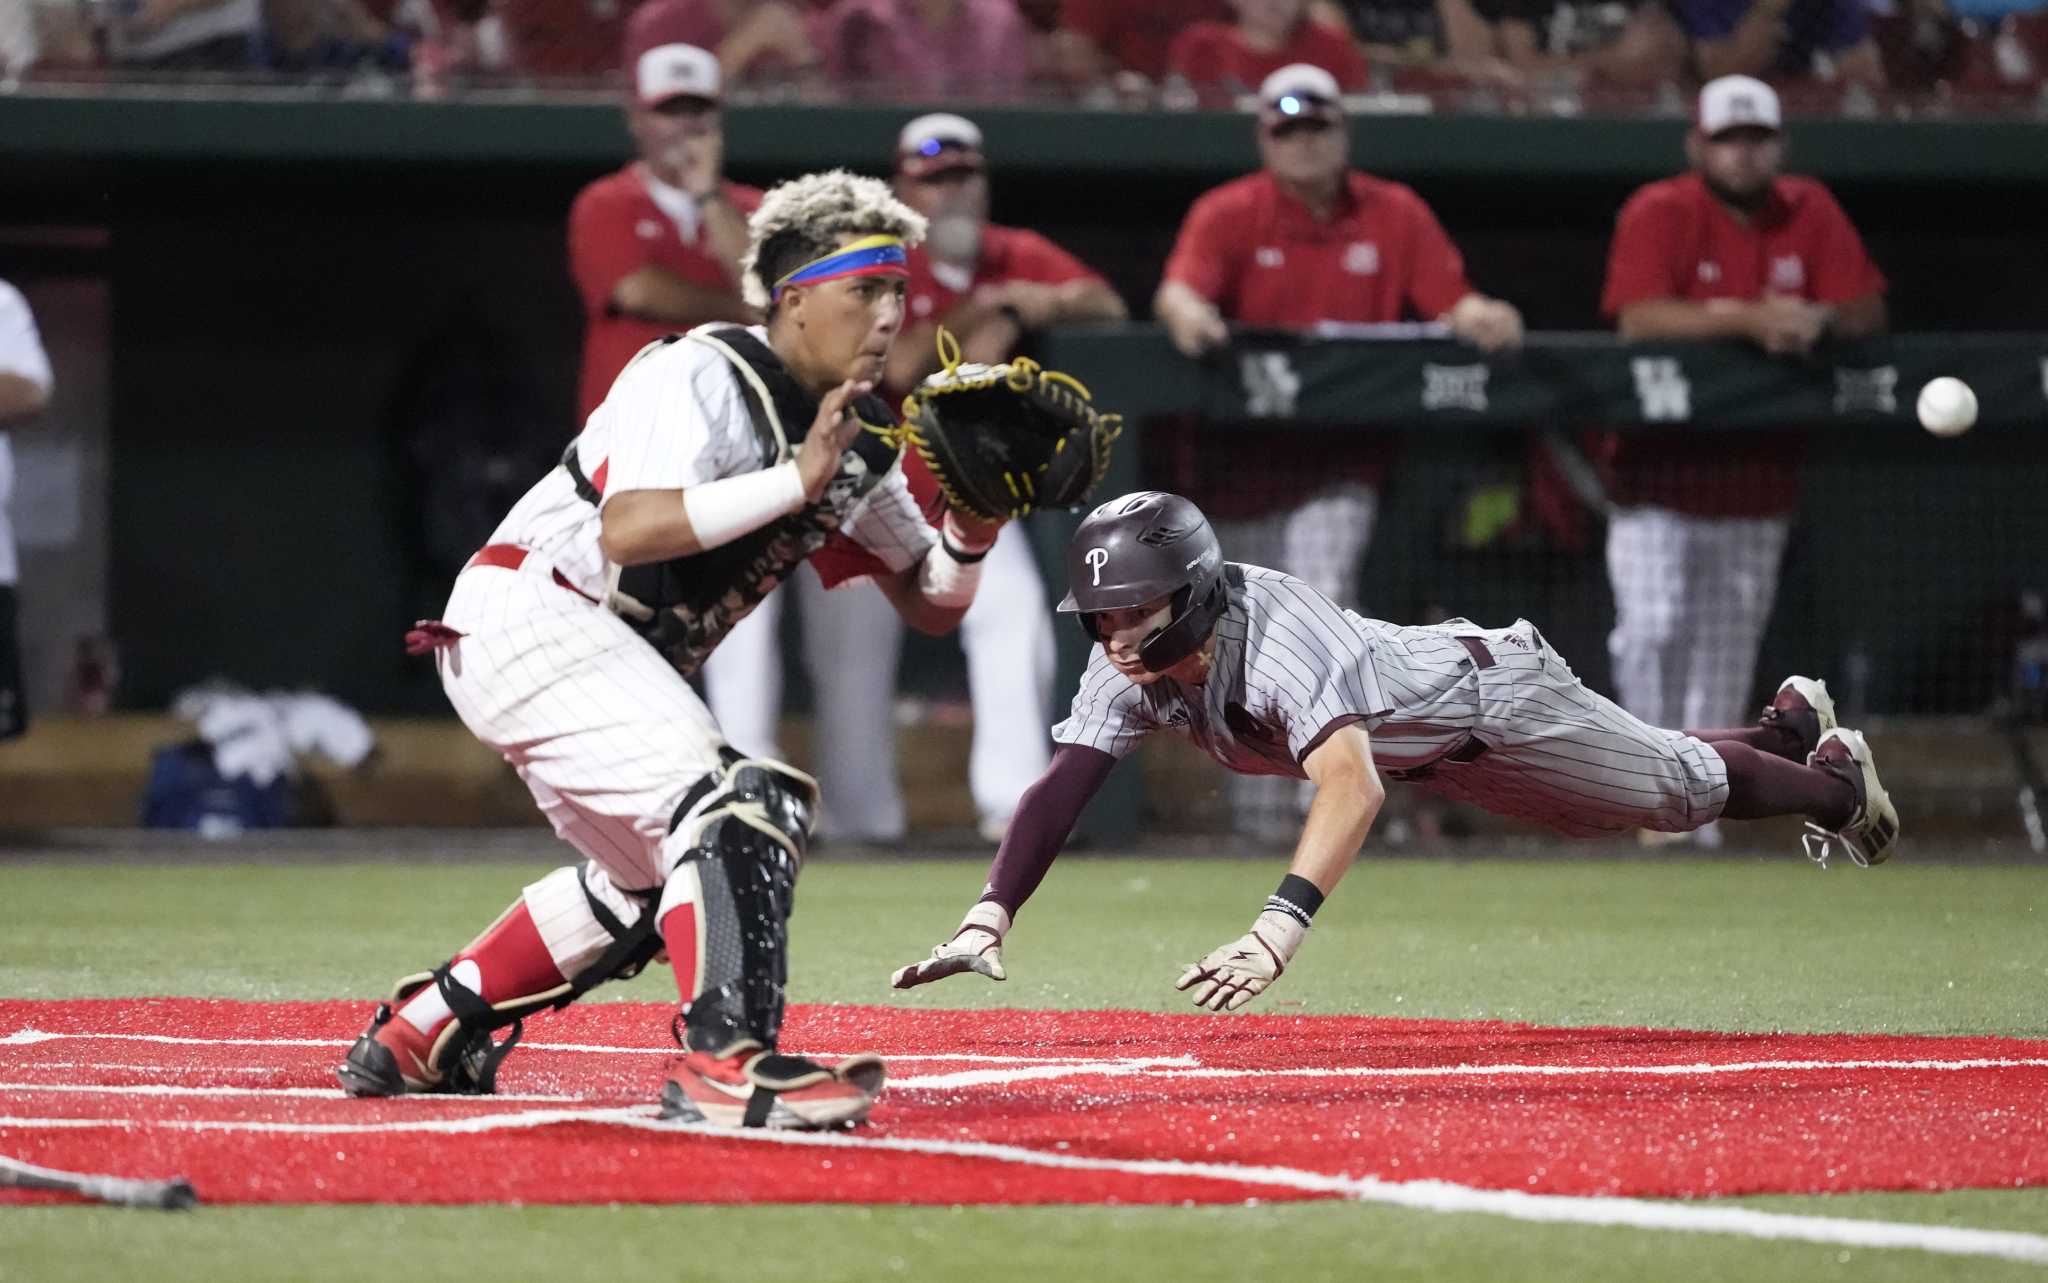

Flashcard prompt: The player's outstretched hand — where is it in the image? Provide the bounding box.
[796,379,872,502]
[890,901,1009,989]
[1176,909,1307,1012]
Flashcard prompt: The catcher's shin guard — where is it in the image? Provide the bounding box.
[663,757,819,1057]
[337,867,665,1098]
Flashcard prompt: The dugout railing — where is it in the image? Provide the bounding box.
[1025,326,2048,844]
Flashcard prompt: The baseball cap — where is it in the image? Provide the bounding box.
[1697,75,1781,137]
[1259,63,1344,123]
[622,0,721,107]
[897,112,986,179]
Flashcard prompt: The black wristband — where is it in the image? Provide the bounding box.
[941,532,992,564]
[1264,873,1324,929]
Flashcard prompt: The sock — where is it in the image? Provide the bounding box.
[396,901,566,1038]
[1688,723,1805,762]
[1713,741,1856,829]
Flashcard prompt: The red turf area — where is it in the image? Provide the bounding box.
[3,999,2046,1207]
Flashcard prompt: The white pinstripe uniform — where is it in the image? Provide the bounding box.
[1055,564,1728,838]
[435,326,935,966]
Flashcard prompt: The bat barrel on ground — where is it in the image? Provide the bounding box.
[0,1154,199,1210]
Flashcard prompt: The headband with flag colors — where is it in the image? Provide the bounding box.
[770,235,909,301]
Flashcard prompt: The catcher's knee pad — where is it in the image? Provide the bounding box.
[663,756,818,1054]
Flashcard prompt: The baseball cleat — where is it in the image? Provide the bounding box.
[1801,727,1900,868]
[336,1002,441,1097]
[1761,676,1837,760]
[659,1038,886,1130]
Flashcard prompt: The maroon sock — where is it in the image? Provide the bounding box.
[1713,741,1855,827]
[1689,724,1805,763]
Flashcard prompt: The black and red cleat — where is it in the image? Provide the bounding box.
[659,1037,885,1130]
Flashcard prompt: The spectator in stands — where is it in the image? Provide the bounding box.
[603,0,821,82]
[811,0,1033,97]
[1670,0,1887,83]
[98,0,262,69]
[1153,63,1522,837]
[566,15,759,423]
[0,278,54,741]
[1446,0,1690,90]
[1598,75,1886,844]
[1054,0,1228,85]
[1168,0,1369,94]
[263,0,412,73]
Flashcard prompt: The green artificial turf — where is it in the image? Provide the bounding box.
[1,853,2043,1282]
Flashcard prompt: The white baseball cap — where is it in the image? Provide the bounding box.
[633,41,720,107]
[1259,63,1344,119]
[897,112,986,177]
[1697,75,1781,136]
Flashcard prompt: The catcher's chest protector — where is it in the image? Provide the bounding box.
[563,327,901,675]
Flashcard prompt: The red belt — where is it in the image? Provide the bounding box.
[467,543,600,605]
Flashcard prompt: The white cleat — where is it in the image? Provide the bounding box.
[1801,728,1900,868]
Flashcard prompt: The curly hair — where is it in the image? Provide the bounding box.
[740,169,928,313]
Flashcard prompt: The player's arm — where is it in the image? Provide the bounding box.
[1154,194,1236,358]
[610,266,757,328]
[890,745,1119,988]
[598,379,872,565]
[1177,724,1386,1011]
[868,509,1003,635]
[1690,0,1796,80]
[0,372,48,423]
[0,286,53,424]
[889,278,1126,389]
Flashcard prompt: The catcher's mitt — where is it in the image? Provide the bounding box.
[894,329,1122,522]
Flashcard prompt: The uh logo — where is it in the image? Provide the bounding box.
[1085,547,1110,586]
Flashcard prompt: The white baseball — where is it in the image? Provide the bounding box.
[1916,377,1977,437]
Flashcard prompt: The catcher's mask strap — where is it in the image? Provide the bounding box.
[771,235,908,302]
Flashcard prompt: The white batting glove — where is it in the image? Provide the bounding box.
[891,901,1010,989]
[1176,909,1307,1012]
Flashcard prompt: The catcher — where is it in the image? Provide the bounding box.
[892,490,1900,1012]
[336,169,1116,1129]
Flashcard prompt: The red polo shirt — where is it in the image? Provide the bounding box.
[1166,19,1369,92]
[808,223,1109,589]
[1159,170,1476,517]
[1599,171,1886,517]
[1059,0,1229,80]
[568,163,763,424]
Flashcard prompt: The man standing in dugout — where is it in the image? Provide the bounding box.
[1598,74,1886,848]
[568,4,761,426]
[338,171,1006,1130]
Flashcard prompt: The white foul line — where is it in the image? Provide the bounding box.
[1,1105,2043,1266]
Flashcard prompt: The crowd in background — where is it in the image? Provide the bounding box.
[4,0,2047,108]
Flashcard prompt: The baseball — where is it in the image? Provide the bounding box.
[1916,377,1978,437]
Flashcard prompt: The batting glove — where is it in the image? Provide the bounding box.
[890,900,1010,989]
[1176,909,1307,1012]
